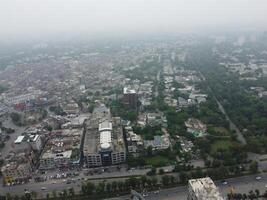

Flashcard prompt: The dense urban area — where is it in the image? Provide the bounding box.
[0,32,267,200]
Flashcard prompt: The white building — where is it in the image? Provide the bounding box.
[188,177,225,200]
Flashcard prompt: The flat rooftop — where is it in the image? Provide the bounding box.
[83,116,125,155]
[189,177,224,200]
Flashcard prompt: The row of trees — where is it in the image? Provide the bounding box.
[227,189,265,200]
[2,175,180,200]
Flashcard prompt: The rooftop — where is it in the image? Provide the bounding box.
[189,177,224,200]
[83,104,125,155]
[123,87,136,94]
[14,136,25,144]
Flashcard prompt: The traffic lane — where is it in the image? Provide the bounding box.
[1,173,267,199]
[217,174,267,195]
[142,174,267,200]
[0,167,151,196]
[145,186,187,200]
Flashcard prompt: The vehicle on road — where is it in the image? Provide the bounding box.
[256,176,262,180]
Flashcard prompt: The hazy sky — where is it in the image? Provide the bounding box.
[1,0,267,40]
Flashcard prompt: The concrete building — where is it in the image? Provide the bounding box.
[83,104,126,167]
[188,177,224,200]
[14,134,43,152]
[125,126,143,154]
[185,118,207,138]
[123,87,138,109]
[1,162,31,184]
[39,128,83,170]
[144,135,170,150]
[146,112,167,127]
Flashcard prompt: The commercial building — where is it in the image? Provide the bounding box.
[83,104,126,167]
[188,177,224,200]
[123,87,138,109]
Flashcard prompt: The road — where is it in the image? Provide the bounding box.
[2,172,267,199]
[214,97,247,145]
[0,165,175,198]
[0,167,151,197]
[155,70,161,97]
[112,173,267,200]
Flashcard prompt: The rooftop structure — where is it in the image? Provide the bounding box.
[14,134,43,152]
[123,87,138,109]
[188,177,224,200]
[144,135,170,150]
[123,87,136,94]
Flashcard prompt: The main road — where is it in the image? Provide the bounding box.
[111,173,267,200]
[1,172,266,199]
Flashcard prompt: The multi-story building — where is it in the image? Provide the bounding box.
[39,128,83,170]
[125,126,143,154]
[187,177,224,200]
[1,162,31,184]
[123,87,138,109]
[83,104,126,167]
[14,134,43,152]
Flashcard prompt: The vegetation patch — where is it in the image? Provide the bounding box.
[146,155,171,167]
[211,140,234,154]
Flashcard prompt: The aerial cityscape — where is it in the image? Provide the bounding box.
[0,0,267,200]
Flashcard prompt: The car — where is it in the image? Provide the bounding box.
[221,180,228,185]
[256,176,262,180]
[154,190,159,194]
[222,181,228,185]
[142,194,149,197]
[41,187,47,190]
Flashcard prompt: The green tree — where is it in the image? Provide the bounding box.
[111,181,118,192]
[161,175,170,186]
[68,187,75,196]
[249,161,258,174]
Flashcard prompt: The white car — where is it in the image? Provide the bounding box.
[222,181,228,185]
[256,176,262,180]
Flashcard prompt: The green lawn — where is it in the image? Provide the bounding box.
[211,140,233,154]
[213,127,230,136]
[146,156,171,167]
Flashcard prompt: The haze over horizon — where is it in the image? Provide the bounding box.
[1,0,267,41]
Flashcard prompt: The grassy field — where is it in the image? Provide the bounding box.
[146,155,171,167]
[213,127,230,136]
[211,140,234,154]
